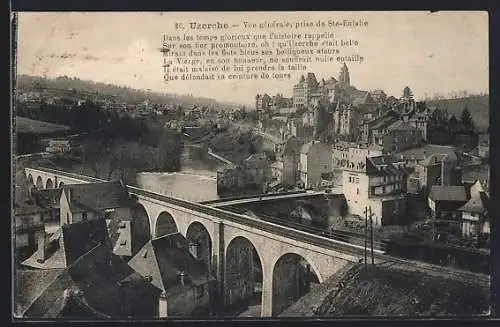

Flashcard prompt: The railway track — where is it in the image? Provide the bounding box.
[225,206,490,285]
[227,206,388,251]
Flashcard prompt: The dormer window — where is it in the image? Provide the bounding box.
[120,239,127,246]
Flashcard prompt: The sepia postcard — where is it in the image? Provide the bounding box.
[11,11,491,320]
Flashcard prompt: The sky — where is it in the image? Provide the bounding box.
[16,11,488,105]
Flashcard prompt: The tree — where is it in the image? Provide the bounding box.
[108,142,143,181]
[460,106,475,134]
[157,129,182,172]
[81,137,109,178]
[402,86,414,99]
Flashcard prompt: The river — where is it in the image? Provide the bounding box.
[136,144,224,202]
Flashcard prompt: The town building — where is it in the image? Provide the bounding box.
[269,161,284,191]
[342,155,412,225]
[332,102,360,137]
[347,144,384,171]
[398,145,461,194]
[278,136,303,188]
[255,93,272,111]
[298,141,332,189]
[360,110,400,144]
[16,240,161,319]
[427,185,468,220]
[271,93,293,109]
[369,89,388,104]
[242,152,271,191]
[128,233,216,317]
[14,204,46,262]
[45,139,78,155]
[32,188,62,223]
[22,218,112,269]
[293,73,320,109]
[59,181,134,226]
[380,120,423,153]
[331,141,352,169]
[458,181,490,240]
[216,165,245,195]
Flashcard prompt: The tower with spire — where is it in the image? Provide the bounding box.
[338,63,350,87]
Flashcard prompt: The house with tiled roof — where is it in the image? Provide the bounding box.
[128,233,216,317]
[428,185,468,220]
[59,181,134,227]
[342,155,412,225]
[32,188,62,222]
[15,242,161,319]
[277,136,303,188]
[14,203,46,262]
[22,218,111,270]
[458,181,490,240]
[359,110,400,145]
[398,145,461,194]
[299,141,332,189]
[381,120,423,153]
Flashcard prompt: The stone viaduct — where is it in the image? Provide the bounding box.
[24,167,385,316]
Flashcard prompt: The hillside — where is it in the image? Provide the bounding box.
[15,75,243,109]
[427,95,489,132]
[15,116,70,134]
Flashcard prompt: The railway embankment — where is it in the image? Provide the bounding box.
[281,263,490,317]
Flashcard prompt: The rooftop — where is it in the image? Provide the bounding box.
[22,218,111,270]
[17,243,161,319]
[368,111,400,130]
[62,181,133,212]
[128,233,215,295]
[429,185,467,202]
[398,144,458,162]
[457,192,489,214]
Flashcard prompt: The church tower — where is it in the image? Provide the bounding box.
[338,63,350,87]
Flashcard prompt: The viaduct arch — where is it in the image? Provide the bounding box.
[186,222,212,268]
[155,211,178,238]
[45,178,54,189]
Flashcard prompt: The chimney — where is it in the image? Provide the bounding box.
[61,288,73,312]
[37,232,48,263]
[179,270,185,286]
[158,291,168,317]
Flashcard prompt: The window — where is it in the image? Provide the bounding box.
[357,188,359,195]
[82,212,87,221]
[66,213,70,224]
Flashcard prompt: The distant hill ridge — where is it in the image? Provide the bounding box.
[426,95,489,133]
[16,75,244,109]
